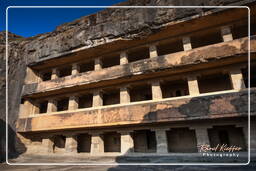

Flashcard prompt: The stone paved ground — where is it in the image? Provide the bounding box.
[1,153,256,171]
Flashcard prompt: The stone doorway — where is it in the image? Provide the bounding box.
[208,125,247,151]
[133,130,156,153]
[103,132,121,152]
[77,133,91,153]
[167,128,197,152]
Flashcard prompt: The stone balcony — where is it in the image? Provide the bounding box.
[16,89,255,133]
[21,36,255,97]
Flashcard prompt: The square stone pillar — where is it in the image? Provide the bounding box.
[65,135,78,153]
[193,127,210,152]
[51,68,59,80]
[24,67,40,84]
[22,100,37,117]
[72,63,79,75]
[94,58,102,71]
[187,75,200,96]
[182,36,192,51]
[68,96,78,110]
[229,68,245,90]
[120,87,130,104]
[93,90,103,107]
[42,138,53,153]
[90,133,104,155]
[47,99,57,113]
[149,44,158,58]
[120,131,134,154]
[236,124,248,151]
[221,26,233,42]
[151,81,162,100]
[154,128,168,153]
[120,51,129,65]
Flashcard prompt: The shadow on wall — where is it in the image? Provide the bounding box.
[0,119,26,163]
[106,89,251,169]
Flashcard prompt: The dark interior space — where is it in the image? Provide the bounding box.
[133,130,156,153]
[40,71,52,81]
[167,128,197,153]
[157,39,183,56]
[127,46,150,63]
[198,73,232,93]
[77,134,91,153]
[102,54,120,68]
[58,66,72,78]
[130,84,152,102]
[56,98,69,111]
[78,94,93,109]
[161,79,189,98]
[104,132,121,152]
[78,61,94,73]
[39,100,48,114]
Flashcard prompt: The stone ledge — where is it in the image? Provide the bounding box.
[16,89,255,132]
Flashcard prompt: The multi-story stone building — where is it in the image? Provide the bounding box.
[14,0,256,160]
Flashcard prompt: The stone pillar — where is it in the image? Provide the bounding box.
[24,67,39,84]
[42,138,53,153]
[221,26,233,42]
[229,68,246,90]
[149,44,158,58]
[154,128,168,153]
[187,75,200,96]
[47,99,57,113]
[120,131,134,154]
[120,87,130,104]
[22,100,36,117]
[120,51,129,65]
[151,81,162,100]
[90,133,104,155]
[182,36,192,51]
[193,127,210,152]
[94,58,102,71]
[72,63,79,75]
[93,90,103,107]
[236,124,248,151]
[68,96,78,110]
[65,135,78,153]
[51,68,59,80]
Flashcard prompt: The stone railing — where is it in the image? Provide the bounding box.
[16,89,255,132]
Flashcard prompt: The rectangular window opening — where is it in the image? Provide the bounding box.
[103,89,120,106]
[130,84,152,102]
[56,97,69,111]
[39,100,48,114]
[78,94,93,109]
[102,54,120,68]
[128,47,149,63]
[58,66,72,78]
[79,61,94,73]
[161,79,189,98]
[198,73,232,94]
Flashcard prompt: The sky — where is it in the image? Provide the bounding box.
[0,0,125,37]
